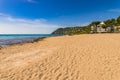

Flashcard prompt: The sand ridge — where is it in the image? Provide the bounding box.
[1,34,120,80]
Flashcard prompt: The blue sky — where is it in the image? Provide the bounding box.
[0,0,120,34]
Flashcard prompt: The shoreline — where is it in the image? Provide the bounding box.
[0,37,46,48]
[1,33,120,48]
[0,33,119,48]
[0,34,63,47]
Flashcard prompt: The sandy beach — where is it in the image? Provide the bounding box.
[1,34,120,80]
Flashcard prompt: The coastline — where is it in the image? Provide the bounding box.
[1,34,120,80]
[0,37,46,49]
[0,34,63,47]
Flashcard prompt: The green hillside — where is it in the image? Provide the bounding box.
[52,26,91,35]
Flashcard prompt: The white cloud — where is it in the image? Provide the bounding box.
[27,0,37,3]
[108,9,120,13]
[0,13,59,34]
[0,13,9,17]
[0,13,4,16]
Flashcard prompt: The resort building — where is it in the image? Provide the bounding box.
[91,22,120,33]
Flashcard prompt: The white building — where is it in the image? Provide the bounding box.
[91,22,115,33]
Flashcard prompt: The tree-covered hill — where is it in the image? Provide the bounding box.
[52,26,91,35]
[52,16,120,35]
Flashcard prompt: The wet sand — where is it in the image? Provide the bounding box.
[1,34,120,80]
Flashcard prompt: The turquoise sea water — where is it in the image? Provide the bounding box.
[0,34,60,46]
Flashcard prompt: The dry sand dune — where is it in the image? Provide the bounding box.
[1,34,120,80]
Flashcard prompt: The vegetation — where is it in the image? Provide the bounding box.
[52,16,120,35]
[117,16,120,26]
[52,26,91,35]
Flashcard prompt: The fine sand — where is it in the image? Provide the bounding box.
[1,34,120,80]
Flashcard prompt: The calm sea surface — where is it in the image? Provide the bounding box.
[0,34,60,46]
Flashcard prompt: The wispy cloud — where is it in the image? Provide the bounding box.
[27,0,37,3]
[0,13,59,34]
[108,9,120,13]
[0,13,9,17]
